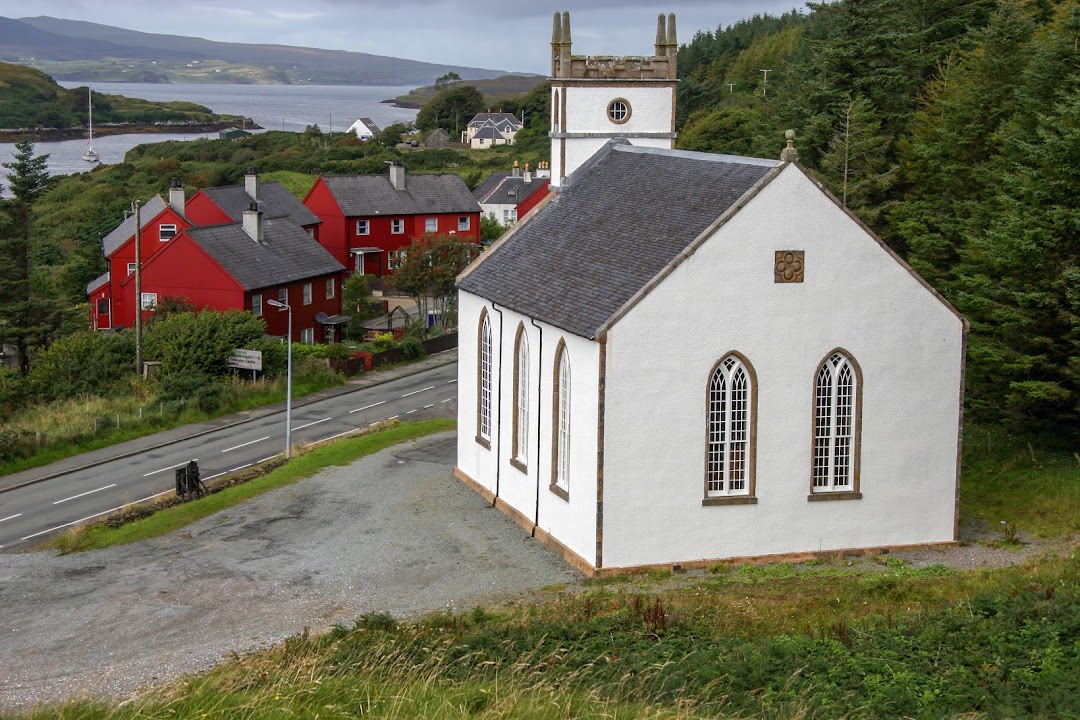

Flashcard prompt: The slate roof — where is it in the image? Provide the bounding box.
[101,194,167,256]
[320,173,479,217]
[472,126,506,141]
[472,172,547,206]
[348,117,382,136]
[202,182,321,227]
[186,218,344,291]
[468,112,522,128]
[86,271,110,295]
[458,143,780,340]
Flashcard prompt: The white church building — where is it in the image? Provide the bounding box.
[455,12,967,576]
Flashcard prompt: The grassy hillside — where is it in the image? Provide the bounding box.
[393,75,547,108]
[0,61,250,130]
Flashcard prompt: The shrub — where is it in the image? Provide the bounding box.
[401,338,426,360]
[143,309,266,377]
[0,428,36,462]
[370,332,397,352]
[28,330,135,402]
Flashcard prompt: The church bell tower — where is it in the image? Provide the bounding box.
[549,11,678,188]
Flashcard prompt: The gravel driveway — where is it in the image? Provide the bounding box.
[0,431,580,710]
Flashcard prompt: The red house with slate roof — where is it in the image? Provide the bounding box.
[87,188,191,332]
[185,168,322,240]
[302,162,481,277]
[135,210,346,343]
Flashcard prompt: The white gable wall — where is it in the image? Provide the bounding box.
[457,290,601,567]
[601,164,964,569]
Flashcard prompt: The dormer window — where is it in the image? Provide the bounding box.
[159,224,177,242]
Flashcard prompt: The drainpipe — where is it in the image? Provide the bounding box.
[491,302,505,505]
[530,316,544,535]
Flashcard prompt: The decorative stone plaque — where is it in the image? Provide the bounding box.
[774,250,805,283]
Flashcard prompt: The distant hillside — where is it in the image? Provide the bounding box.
[0,16,521,86]
[0,61,253,136]
[393,75,547,109]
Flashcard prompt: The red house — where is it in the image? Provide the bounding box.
[185,168,322,239]
[88,185,191,331]
[303,162,481,276]
[135,209,347,344]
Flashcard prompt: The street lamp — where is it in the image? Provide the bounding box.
[267,298,292,458]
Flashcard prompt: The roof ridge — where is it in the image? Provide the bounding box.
[611,143,781,167]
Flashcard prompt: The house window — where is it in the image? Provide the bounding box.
[476,309,492,448]
[425,217,438,233]
[303,282,312,305]
[391,219,405,234]
[127,262,137,276]
[159,224,177,241]
[356,220,369,235]
[705,354,756,502]
[511,325,529,469]
[607,98,631,124]
[300,327,314,345]
[252,292,263,317]
[325,278,335,300]
[388,251,406,270]
[552,340,570,496]
[278,288,288,306]
[812,351,862,496]
[458,216,470,231]
[140,292,157,310]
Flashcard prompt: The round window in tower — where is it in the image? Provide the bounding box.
[607,98,631,125]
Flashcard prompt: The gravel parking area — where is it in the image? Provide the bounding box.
[0,431,579,710]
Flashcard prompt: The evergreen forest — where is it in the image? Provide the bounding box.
[0,0,1077,443]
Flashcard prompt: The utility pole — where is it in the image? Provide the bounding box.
[727,83,735,93]
[133,200,143,375]
[760,69,771,96]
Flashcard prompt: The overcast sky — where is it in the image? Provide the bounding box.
[0,1,805,74]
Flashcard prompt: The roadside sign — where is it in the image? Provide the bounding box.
[227,348,263,371]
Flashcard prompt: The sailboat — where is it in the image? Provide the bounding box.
[83,88,99,163]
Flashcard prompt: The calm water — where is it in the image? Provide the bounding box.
[0,83,419,190]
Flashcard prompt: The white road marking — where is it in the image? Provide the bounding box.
[387,415,399,421]
[229,463,253,473]
[202,470,228,482]
[221,436,270,453]
[440,398,452,403]
[20,490,173,542]
[423,404,434,409]
[0,513,22,523]
[349,400,386,414]
[405,409,417,414]
[53,483,117,505]
[369,422,380,427]
[317,428,358,443]
[257,455,278,464]
[293,417,331,431]
[143,460,197,477]
[402,385,435,398]
[447,379,457,384]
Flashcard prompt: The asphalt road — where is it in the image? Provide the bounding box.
[0,363,457,550]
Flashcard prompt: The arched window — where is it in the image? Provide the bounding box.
[705,354,756,499]
[512,324,529,468]
[476,309,492,447]
[551,341,570,495]
[812,351,861,493]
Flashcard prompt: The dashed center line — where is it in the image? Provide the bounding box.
[221,436,270,453]
[0,513,22,524]
[423,404,434,409]
[401,385,435,398]
[143,459,197,477]
[53,483,117,505]
[349,400,386,414]
[447,379,457,384]
[405,409,417,414]
[293,417,331,431]
[21,489,173,542]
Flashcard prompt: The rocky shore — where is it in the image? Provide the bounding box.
[0,119,263,142]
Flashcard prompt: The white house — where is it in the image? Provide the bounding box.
[454,11,967,576]
[347,117,382,141]
[463,112,523,148]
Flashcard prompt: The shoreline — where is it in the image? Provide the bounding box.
[0,120,263,143]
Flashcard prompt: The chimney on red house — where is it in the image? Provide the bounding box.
[243,202,263,243]
[168,177,185,215]
[389,160,406,191]
[245,166,259,201]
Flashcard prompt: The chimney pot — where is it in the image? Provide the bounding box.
[168,178,186,215]
[243,203,263,243]
[389,161,406,191]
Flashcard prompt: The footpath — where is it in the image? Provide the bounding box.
[0,349,457,494]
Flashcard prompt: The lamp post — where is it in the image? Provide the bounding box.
[267,298,293,458]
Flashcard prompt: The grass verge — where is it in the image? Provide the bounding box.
[48,418,455,554]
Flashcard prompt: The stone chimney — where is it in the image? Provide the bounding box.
[523,163,532,183]
[242,202,263,243]
[551,11,572,78]
[389,160,406,191]
[244,166,259,201]
[168,177,185,215]
[781,129,799,162]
